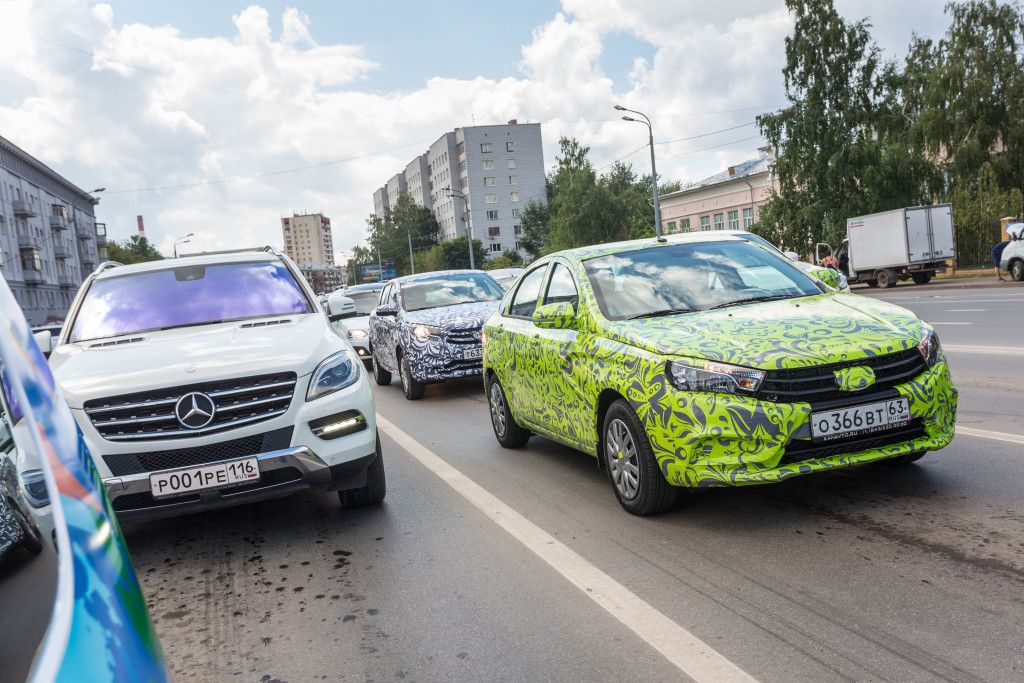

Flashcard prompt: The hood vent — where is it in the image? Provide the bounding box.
[240,319,293,329]
[89,337,145,348]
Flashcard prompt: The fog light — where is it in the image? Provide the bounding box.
[309,410,367,439]
[356,347,368,356]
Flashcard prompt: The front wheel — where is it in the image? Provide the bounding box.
[487,375,530,448]
[603,401,677,516]
[338,435,387,508]
[874,269,895,289]
[1010,260,1024,282]
[399,355,425,400]
[371,352,391,386]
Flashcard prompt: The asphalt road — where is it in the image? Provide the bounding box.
[124,286,1024,682]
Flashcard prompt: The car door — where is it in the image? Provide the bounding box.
[370,283,396,371]
[532,260,588,446]
[494,263,550,424]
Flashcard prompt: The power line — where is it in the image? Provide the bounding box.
[655,121,758,145]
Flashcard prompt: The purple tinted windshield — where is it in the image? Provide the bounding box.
[70,261,311,342]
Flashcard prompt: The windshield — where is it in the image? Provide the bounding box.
[70,261,312,342]
[345,290,382,315]
[584,240,822,320]
[401,272,504,312]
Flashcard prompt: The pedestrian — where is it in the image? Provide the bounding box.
[992,238,1011,281]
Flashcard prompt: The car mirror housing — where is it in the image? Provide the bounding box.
[326,293,357,322]
[532,302,577,330]
[809,266,842,291]
[374,304,399,317]
[33,330,53,355]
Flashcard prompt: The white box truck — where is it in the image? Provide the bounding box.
[815,205,955,288]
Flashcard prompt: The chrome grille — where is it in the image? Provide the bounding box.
[445,326,482,345]
[85,372,297,441]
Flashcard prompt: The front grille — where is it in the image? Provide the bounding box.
[758,348,927,404]
[111,466,302,511]
[85,372,297,441]
[103,426,294,476]
[445,326,482,345]
[779,420,925,465]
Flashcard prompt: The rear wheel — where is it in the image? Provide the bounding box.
[865,279,879,288]
[1010,259,1024,282]
[879,451,927,466]
[874,269,895,289]
[399,354,425,400]
[487,375,530,448]
[603,401,677,516]
[371,352,391,386]
[338,435,386,508]
[912,272,933,285]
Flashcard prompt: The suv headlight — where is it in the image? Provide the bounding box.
[668,359,765,394]
[917,328,943,368]
[307,352,359,401]
[412,324,442,340]
[347,328,368,340]
[20,470,50,508]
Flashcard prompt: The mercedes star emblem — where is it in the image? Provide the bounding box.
[174,392,216,429]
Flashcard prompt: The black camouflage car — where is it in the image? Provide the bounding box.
[368,270,504,400]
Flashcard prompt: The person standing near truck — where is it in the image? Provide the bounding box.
[992,238,1010,281]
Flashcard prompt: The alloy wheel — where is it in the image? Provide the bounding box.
[489,381,507,438]
[605,418,640,500]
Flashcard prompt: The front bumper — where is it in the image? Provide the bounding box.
[646,361,957,487]
[349,337,372,362]
[407,344,484,383]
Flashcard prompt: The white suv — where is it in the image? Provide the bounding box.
[41,248,384,520]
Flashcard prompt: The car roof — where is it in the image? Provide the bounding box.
[550,232,746,262]
[392,269,488,285]
[93,250,280,280]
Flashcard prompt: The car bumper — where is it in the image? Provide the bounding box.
[407,345,484,383]
[349,338,372,362]
[647,360,957,487]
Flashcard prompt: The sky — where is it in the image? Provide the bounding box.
[0,0,953,262]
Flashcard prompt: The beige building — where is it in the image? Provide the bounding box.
[281,212,334,266]
[660,147,775,234]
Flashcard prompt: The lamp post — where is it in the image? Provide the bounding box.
[614,105,664,241]
[445,187,474,269]
[173,233,194,258]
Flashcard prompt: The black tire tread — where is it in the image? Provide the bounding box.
[400,355,425,400]
[372,353,391,386]
[488,376,530,448]
[604,401,677,516]
[338,437,387,508]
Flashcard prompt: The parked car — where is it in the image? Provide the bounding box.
[0,277,169,681]
[40,248,385,520]
[330,282,386,362]
[487,267,526,291]
[482,233,957,515]
[369,270,505,400]
[999,222,1024,281]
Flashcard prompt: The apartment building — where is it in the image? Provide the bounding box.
[281,212,335,266]
[0,135,104,325]
[659,147,775,234]
[372,120,546,258]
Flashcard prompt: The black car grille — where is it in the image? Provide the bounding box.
[757,348,927,404]
[779,420,925,466]
[111,466,302,511]
[103,426,294,476]
[445,326,482,345]
[84,372,297,441]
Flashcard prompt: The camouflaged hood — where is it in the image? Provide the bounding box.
[599,293,925,371]
[400,299,500,328]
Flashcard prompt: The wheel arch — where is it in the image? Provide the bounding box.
[594,388,628,471]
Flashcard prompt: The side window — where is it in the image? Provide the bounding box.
[543,263,579,307]
[378,285,391,307]
[389,285,400,308]
[508,266,548,318]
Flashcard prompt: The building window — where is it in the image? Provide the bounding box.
[456,142,465,155]
[489,243,502,253]
[514,224,522,236]
[510,192,519,202]
[484,177,496,187]
[483,159,494,170]
[485,194,497,204]
[20,248,41,272]
[511,208,521,218]
[667,221,676,233]
[506,141,515,152]
[727,210,739,230]
[488,226,501,238]
[486,210,499,220]
[681,218,691,231]
[508,159,517,169]
[481,143,492,153]
[508,176,517,185]
[714,213,724,230]
[700,216,711,231]
[742,207,754,228]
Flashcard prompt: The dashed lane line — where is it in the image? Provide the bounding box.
[944,344,1024,356]
[377,415,756,683]
[956,425,1024,446]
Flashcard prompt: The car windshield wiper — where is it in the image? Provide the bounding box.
[703,294,795,311]
[158,319,230,331]
[627,307,691,320]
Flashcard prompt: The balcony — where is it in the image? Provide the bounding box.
[17,233,39,250]
[13,199,35,217]
[54,242,73,259]
[58,273,77,288]
[23,269,43,285]
[77,223,93,241]
[49,214,69,231]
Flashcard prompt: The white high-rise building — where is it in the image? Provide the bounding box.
[281,212,334,266]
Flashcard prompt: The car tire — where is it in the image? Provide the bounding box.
[912,272,932,285]
[1010,259,1024,282]
[879,451,927,466]
[874,269,895,289]
[338,435,386,508]
[399,354,425,400]
[602,400,677,516]
[371,352,391,386]
[487,375,530,448]
[865,279,878,288]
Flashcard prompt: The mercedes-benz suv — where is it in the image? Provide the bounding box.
[42,248,384,520]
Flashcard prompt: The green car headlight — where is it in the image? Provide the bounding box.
[917,328,943,368]
[668,358,765,394]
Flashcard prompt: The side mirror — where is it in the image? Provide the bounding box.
[532,302,577,330]
[783,250,799,261]
[374,304,399,317]
[326,293,357,322]
[33,330,53,356]
[808,266,842,291]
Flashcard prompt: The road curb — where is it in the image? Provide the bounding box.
[853,280,1024,293]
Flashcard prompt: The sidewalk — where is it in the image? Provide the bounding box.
[850,276,1024,292]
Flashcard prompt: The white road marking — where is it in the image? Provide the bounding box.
[944,344,1024,356]
[377,415,756,683]
[956,425,1024,446]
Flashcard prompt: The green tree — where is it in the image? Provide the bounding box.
[107,234,163,264]
[951,162,1023,265]
[519,199,551,258]
[483,251,525,269]
[360,193,440,277]
[422,236,486,270]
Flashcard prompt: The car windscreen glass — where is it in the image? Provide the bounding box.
[70,261,312,342]
[401,273,504,312]
[346,291,381,315]
[583,240,821,321]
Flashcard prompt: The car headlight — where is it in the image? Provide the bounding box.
[307,351,359,401]
[347,328,369,340]
[20,470,50,508]
[412,324,442,340]
[668,358,765,394]
[917,328,942,368]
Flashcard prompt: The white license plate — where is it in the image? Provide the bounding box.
[150,457,260,499]
[463,347,483,360]
[810,398,910,441]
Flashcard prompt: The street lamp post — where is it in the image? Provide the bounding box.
[173,233,194,258]
[614,105,665,242]
[445,187,474,269]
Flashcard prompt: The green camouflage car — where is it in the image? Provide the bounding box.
[482,233,957,515]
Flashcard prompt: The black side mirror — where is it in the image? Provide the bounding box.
[374,304,398,317]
